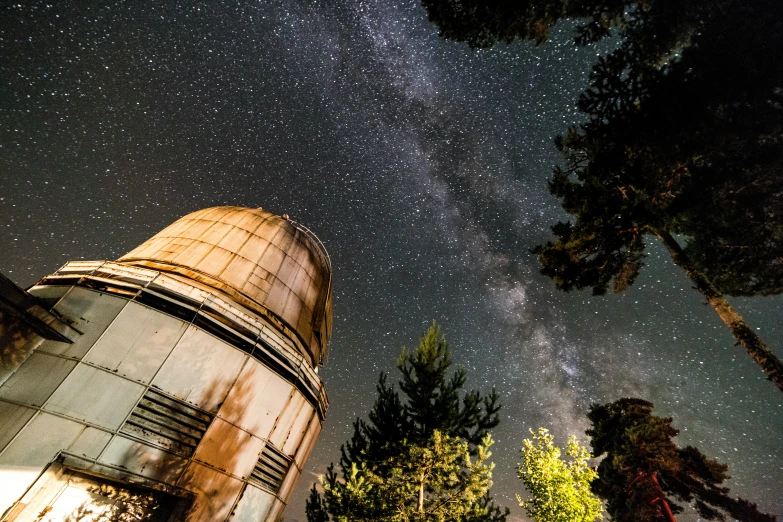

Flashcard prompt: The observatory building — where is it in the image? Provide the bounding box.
[0,206,332,521]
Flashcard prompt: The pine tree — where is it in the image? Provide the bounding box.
[586,398,776,522]
[307,322,508,522]
[422,0,783,392]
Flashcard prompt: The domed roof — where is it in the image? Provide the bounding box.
[117,206,332,366]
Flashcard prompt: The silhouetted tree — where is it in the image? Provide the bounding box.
[423,0,783,391]
[586,398,776,522]
[307,322,508,522]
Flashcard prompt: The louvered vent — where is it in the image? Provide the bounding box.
[248,443,291,493]
[121,388,213,457]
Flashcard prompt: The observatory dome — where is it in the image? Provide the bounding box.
[118,206,332,365]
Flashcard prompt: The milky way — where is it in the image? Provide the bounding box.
[2,2,781,520]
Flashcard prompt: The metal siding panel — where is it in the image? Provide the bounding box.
[294,414,322,468]
[229,484,275,522]
[177,461,244,522]
[45,365,145,430]
[0,412,83,466]
[282,402,315,456]
[265,280,290,315]
[236,233,269,260]
[150,327,247,412]
[276,255,299,288]
[196,245,237,277]
[26,285,70,308]
[100,435,189,484]
[282,295,303,330]
[276,464,301,504]
[193,419,265,480]
[199,222,234,246]
[66,426,112,460]
[40,287,128,358]
[0,352,76,407]
[269,391,306,449]
[216,226,252,254]
[0,401,36,453]
[0,413,81,515]
[218,255,255,289]
[171,241,213,268]
[219,360,275,436]
[291,266,311,304]
[84,302,188,383]
[258,245,285,275]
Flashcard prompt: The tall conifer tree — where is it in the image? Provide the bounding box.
[586,398,776,522]
[307,323,508,522]
[422,0,783,391]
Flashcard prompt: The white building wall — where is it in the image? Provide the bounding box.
[0,276,326,522]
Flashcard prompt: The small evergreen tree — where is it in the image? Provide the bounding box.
[517,428,603,522]
[587,398,776,522]
[307,322,508,522]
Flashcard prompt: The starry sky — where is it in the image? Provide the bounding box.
[1,1,781,520]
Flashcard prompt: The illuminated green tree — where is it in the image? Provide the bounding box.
[322,430,495,522]
[307,323,508,522]
[517,428,603,522]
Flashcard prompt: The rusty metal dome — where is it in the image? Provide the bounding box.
[117,206,332,366]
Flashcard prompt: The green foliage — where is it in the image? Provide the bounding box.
[587,398,776,522]
[423,0,783,298]
[423,0,783,391]
[323,430,495,522]
[517,428,603,522]
[309,322,508,522]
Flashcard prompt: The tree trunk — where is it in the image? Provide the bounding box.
[653,228,783,392]
[650,473,677,522]
[417,470,425,514]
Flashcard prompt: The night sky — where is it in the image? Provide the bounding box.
[2,2,781,520]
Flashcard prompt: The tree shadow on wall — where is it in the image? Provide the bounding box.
[65,372,271,522]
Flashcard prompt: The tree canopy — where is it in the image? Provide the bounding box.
[517,427,603,522]
[307,322,508,522]
[586,398,776,522]
[422,0,783,391]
